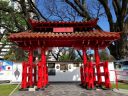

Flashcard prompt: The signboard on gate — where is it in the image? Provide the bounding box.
[53,27,73,32]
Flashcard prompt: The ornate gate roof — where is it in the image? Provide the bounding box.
[8,19,120,49]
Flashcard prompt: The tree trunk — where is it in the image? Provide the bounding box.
[109,22,128,59]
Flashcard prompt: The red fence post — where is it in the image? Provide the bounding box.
[115,70,118,89]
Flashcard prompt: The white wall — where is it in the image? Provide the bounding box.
[0,61,116,82]
[48,62,116,82]
[48,63,81,82]
[108,62,116,82]
[11,62,22,83]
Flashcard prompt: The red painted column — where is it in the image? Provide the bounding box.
[94,48,102,87]
[88,62,94,89]
[43,52,47,87]
[44,53,48,85]
[44,50,49,87]
[34,57,38,85]
[37,48,45,88]
[93,67,96,85]
[34,64,37,85]
[104,61,111,88]
[82,48,88,87]
[21,62,27,89]
[80,66,84,85]
[46,66,48,85]
[28,49,33,87]
[37,61,43,88]
[83,48,87,66]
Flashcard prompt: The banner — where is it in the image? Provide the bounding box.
[0,60,13,80]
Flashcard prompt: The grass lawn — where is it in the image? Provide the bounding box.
[0,84,18,96]
[111,82,128,89]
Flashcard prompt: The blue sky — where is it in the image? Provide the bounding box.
[98,17,110,31]
[36,0,116,55]
[36,0,117,32]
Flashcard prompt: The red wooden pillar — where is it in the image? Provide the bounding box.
[94,48,102,87]
[44,53,48,85]
[80,66,84,85]
[34,64,37,85]
[82,48,88,87]
[104,61,111,88]
[46,66,48,85]
[43,52,47,87]
[83,48,87,67]
[93,67,96,85]
[37,48,45,88]
[28,49,33,87]
[88,62,94,89]
[21,62,27,89]
[37,61,43,88]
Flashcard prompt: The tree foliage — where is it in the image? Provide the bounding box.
[65,0,128,60]
[0,0,40,61]
[1,0,128,61]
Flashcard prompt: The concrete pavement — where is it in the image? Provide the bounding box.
[12,83,128,96]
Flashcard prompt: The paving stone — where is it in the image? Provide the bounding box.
[11,83,128,96]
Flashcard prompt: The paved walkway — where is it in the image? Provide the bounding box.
[12,83,128,96]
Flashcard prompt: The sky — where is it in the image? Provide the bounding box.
[35,0,115,55]
[36,0,116,32]
[4,0,116,32]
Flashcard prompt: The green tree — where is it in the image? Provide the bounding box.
[99,49,109,61]
[1,0,128,61]
[0,1,26,61]
[0,0,45,61]
[65,0,128,60]
[59,48,77,61]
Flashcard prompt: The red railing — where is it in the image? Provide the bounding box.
[110,70,128,89]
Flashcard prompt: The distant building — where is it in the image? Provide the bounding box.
[114,60,128,71]
[114,60,128,81]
